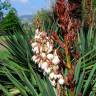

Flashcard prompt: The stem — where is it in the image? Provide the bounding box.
[64,40,72,69]
[64,39,75,96]
[57,83,60,96]
[70,90,74,96]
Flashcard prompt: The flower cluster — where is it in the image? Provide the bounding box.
[31,29,65,86]
[54,0,81,67]
[54,0,81,43]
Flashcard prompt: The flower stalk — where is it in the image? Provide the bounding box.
[64,40,72,69]
[54,0,81,95]
[31,0,81,95]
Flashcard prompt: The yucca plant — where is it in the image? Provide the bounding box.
[0,0,96,96]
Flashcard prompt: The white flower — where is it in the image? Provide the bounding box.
[33,46,39,54]
[47,54,53,60]
[52,56,60,65]
[38,60,43,68]
[34,58,40,63]
[51,80,56,86]
[32,55,37,61]
[46,37,49,40]
[32,55,40,63]
[56,74,62,79]
[44,67,51,74]
[53,65,59,71]
[31,42,38,48]
[41,62,48,70]
[54,74,58,80]
[58,78,64,85]
[48,45,53,53]
[35,35,40,39]
[49,72,54,79]
[41,53,46,58]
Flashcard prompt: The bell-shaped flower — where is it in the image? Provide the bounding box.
[41,62,48,70]
[53,65,59,72]
[48,44,53,53]
[47,54,54,60]
[56,74,62,79]
[32,55,37,61]
[32,46,39,54]
[51,80,56,86]
[34,58,40,63]
[52,56,60,65]
[49,72,55,79]
[35,35,40,39]
[31,42,38,48]
[58,78,65,85]
[44,67,51,74]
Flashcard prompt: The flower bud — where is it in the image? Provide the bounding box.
[41,62,48,70]
[35,29,39,35]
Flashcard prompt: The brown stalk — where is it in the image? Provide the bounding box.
[53,0,81,95]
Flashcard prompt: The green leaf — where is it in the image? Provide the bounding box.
[75,71,85,96]
[74,60,82,83]
[22,72,38,96]
[0,84,13,96]
[4,68,28,96]
[83,63,96,95]
[45,77,56,96]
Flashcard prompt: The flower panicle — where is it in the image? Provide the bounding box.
[54,0,81,39]
[30,29,66,86]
